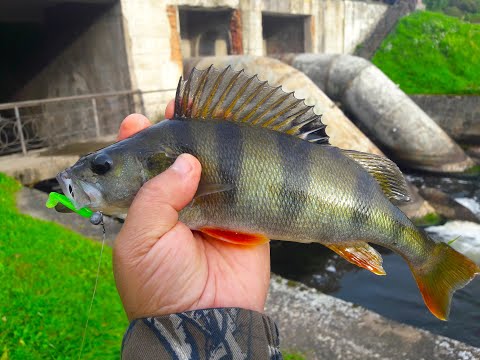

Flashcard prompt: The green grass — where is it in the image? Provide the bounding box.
[0,173,307,359]
[372,11,480,94]
[0,173,127,359]
[283,351,306,360]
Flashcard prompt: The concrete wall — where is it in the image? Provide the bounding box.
[318,0,388,54]
[411,95,480,144]
[355,0,413,59]
[12,0,390,107]
[173,0,387,56]
[16,4,133,144]
[121,0,181,120]
[17,4,131,101]
[343,1,389,53]
[3,0,392,151]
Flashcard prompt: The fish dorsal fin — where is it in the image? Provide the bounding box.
[174,65,329,145]
[341,149,410,203]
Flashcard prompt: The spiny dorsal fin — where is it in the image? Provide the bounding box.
[174,65,329,145]
[341,149,410,203]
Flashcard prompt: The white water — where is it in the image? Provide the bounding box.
[427,221,480,265]
[455,197,480,216]
[426,196,480,265]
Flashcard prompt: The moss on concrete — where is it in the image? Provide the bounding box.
[413,212,445,227]
[463,164,480,176]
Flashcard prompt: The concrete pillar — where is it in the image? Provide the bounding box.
[120,0,181,120]
[321,0,345,53]
[230,9,244,55]
[239,0,263,55]
[308,0,320,53]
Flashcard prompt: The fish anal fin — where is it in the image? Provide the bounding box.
[174,66,329,145]
[327,242,386,275]
[341,149,410,203]
[409,242,480,320]
[199,227,269,246]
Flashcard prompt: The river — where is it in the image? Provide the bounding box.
[271,173,480,347]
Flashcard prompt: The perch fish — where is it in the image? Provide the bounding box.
[56,66,479,320]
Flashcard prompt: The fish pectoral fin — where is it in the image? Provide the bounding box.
[199,227,270,246]
[340,149,410,203]
[326,242,386,275]
[194,182,234,198]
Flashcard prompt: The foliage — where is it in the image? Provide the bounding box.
[0,173,127,359]
[444,5,465,17]
[283,351,306,360]
[424,0,480,21]
[372,11,480,94]
[465,12,480,22]
[424,0,450,10]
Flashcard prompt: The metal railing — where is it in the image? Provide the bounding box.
[0,88,175,156]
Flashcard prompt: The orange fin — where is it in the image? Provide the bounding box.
[199,227,269,246]
[327,242,386,275]
[410,242,480,321]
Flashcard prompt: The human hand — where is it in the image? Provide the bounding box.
[113,101,271,320]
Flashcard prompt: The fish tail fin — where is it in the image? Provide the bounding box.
[410,241,480,320]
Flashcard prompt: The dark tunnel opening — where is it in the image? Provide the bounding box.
[0,1,115,103]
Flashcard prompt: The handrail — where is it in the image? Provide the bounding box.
[0,88,176,110]
[0,88,177,156]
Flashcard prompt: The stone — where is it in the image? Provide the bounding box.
[266,275,480,360]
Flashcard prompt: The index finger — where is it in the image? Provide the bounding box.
[117,114,151,140]
[117,100,175,141]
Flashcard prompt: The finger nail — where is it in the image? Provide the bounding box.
[170,155,192,175]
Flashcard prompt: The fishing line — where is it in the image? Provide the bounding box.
[78,212,105,359]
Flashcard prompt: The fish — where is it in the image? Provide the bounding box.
[56,65,479,320]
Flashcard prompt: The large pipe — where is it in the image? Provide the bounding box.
[280,53,476,174]
[184,55,437,221]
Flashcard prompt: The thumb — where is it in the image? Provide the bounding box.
[116,154,201,251]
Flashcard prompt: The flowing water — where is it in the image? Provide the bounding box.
[271,173,480,347]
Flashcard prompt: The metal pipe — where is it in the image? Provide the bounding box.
[281,53,475,173]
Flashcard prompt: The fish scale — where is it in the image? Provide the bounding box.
[55,65,479,321]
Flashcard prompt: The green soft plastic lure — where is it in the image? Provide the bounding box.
[46,192,93,218]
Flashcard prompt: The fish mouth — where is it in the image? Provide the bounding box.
[56,171,102,210]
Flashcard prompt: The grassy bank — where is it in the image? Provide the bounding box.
[372,11,480,94]
[0,173,127,359]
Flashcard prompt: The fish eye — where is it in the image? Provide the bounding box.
[91,153,113,175]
